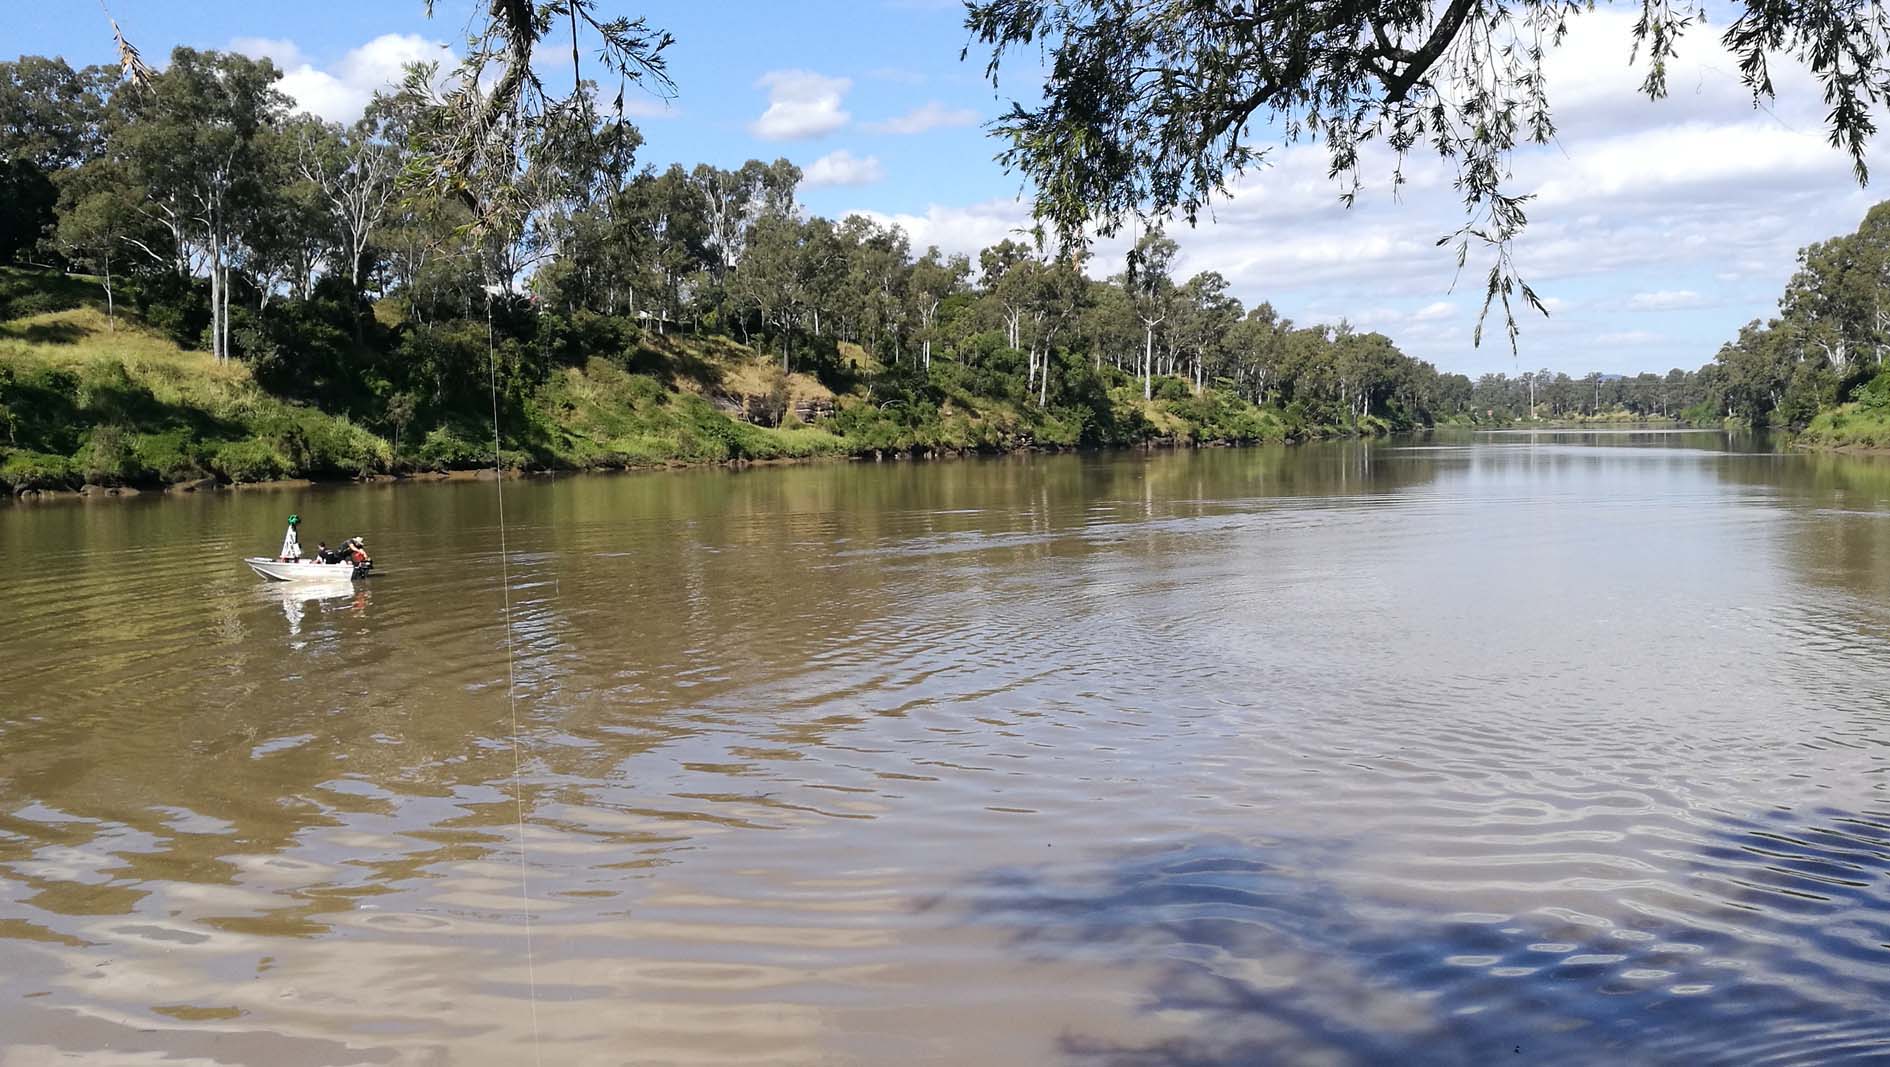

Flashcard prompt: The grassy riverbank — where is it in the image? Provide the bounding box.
[1,268,1380,496]
[1797,403,1890,450]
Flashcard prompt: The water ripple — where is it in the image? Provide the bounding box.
[4,440,1890,1063]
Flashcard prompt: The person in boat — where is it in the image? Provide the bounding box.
[279,514,303,561]
[345,536,372,578]
[315,541,349,565]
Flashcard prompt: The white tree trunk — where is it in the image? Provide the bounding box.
[221,256,231,361]
[208,242,223,362]
[101,252,115,331]
[1143,326,1154,400]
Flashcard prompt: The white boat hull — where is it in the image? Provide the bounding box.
[244,557,367,582]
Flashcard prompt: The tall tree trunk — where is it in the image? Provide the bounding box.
[221,256,232,362]
[1143,326,1153,401]
[101,250,115,331]
[208,241,223,362]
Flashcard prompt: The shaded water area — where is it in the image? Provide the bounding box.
[6,429,1890,1064]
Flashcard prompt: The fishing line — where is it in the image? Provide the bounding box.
[488,293,543,1064]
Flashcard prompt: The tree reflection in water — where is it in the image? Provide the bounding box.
[941,817,1890,1066]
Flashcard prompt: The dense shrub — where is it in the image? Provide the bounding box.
[130,273,211,350]
[416,424,490,470]
[538,309,641,369]
[208,438,287,483]
[1162,391,1286,443]
[1853,369,1890,411]
[236,282,386,408]
[0,288,81,319]
[822,400,910,453]
[80,424,142,484]
[254,409,386,478]
[1152,375,1192,401]
[0,363,82,454]
[1034,411,1084,447]
[133,430,208,482]
[0,449,79,492]
[1773,359,1838,431]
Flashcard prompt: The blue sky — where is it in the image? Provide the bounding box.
[16,1,1006,217]
[15,1,1887,377]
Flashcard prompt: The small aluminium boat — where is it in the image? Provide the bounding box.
[247,518,373,581]
[244,557,371,582]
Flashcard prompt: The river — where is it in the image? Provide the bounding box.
[3,430,1890,1065]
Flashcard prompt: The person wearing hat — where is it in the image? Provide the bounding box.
[279,514,303,562]
[342,535,372,578]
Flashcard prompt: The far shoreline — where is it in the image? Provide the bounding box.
[2,435,1355,505]
[7,421,1798,508]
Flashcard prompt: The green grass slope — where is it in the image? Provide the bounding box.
[0,267,1370,496]
[1795,369,1890,450]
[1798,403,1890,450]
[1,304,389,491]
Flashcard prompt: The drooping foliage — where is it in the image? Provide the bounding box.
[964,0,1890,347]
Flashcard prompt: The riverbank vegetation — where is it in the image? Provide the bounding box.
[1688,202,1890,447]
[0,50,1506,495]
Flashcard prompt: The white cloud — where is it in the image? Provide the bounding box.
[1598,330,1663,345]
[233,33,448,122]
[804,150,886,187]
[845,198,1032,259]
[1627,290,1707,311]
[229,37,306,69]
[863,101,980,135]
[750,70,852,140]
[619,97,680,120]
[1412,301,1456,322]
[1530,122,1846,209]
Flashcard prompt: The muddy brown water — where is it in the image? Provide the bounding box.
[5,430,1890,1065]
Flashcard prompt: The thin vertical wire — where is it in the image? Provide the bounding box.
[489,295,543,1065]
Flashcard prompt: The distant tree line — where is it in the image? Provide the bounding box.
[1464,369,1711,422]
